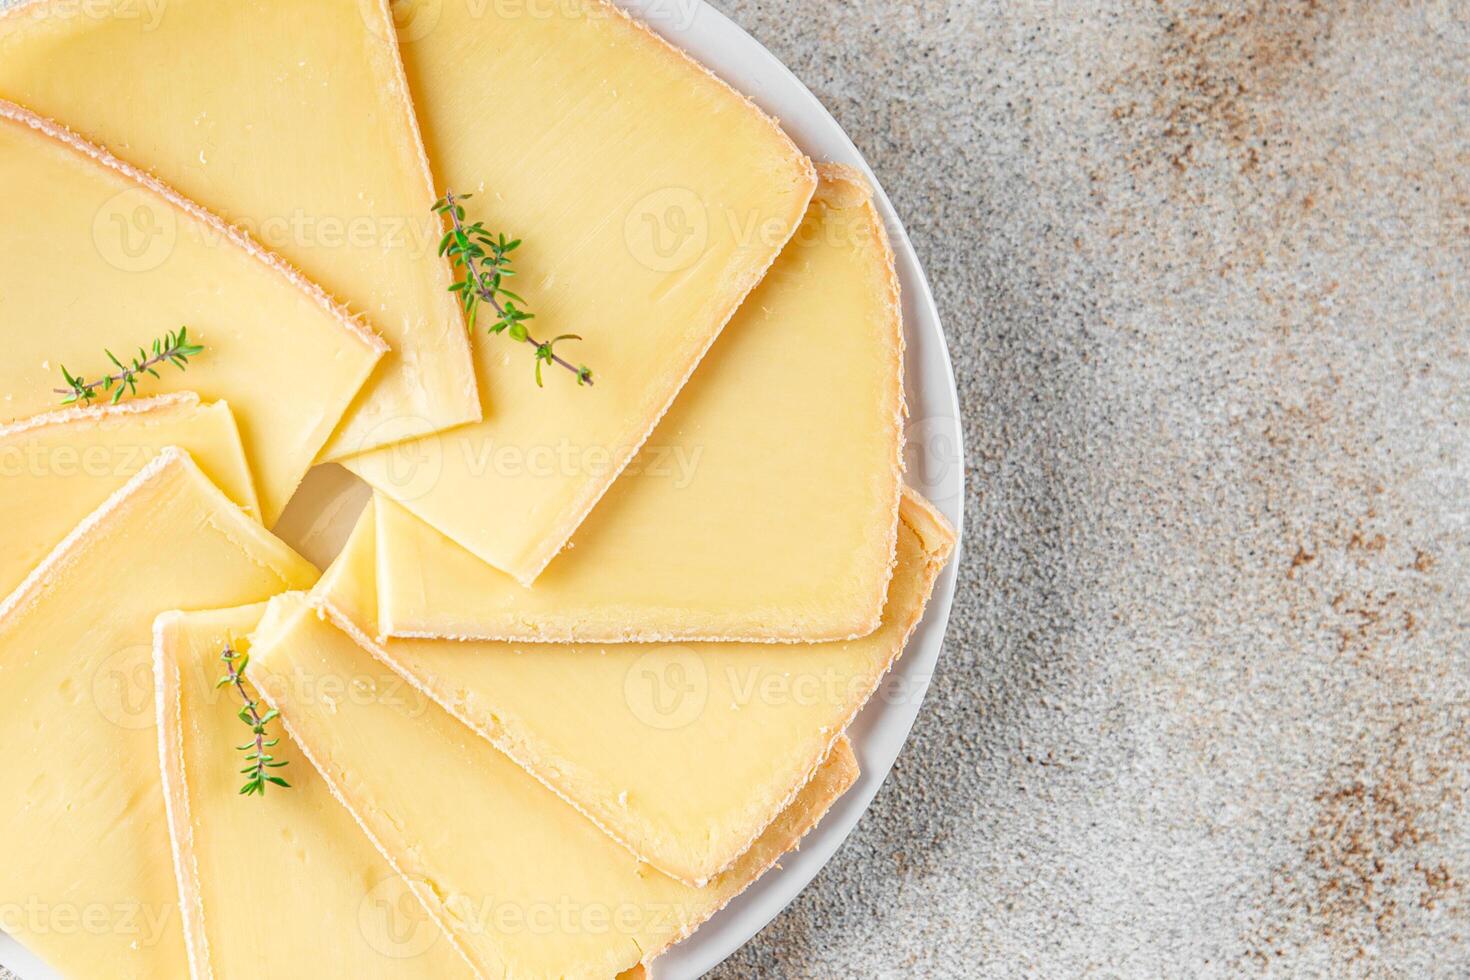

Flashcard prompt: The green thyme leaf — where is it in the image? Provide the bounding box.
[434,189,593,387]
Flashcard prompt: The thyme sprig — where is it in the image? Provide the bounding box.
[55,327,203,405]
[217,643,290,797]
[435,191,592,388]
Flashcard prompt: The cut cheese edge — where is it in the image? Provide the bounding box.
[0,449,318,980]
[0,394,258,600]
[375,167,906,642]
[316,488,954,885]
[314,494,386,634]
[248,591,859,978]
[155,603,474,980]
[0,103,385,523]
[344,0,817,584]
[0,0,478,457]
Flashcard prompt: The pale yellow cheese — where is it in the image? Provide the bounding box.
[344,0,818,584]
[248,590,860,979]
[154,604,474,980]
[314,495,388,634]
[0,449,318,980]
[0,394,258,600]
[375,169,906,642]
[0,0,479,457]
[0,103,386,523]
[315,488,953,885]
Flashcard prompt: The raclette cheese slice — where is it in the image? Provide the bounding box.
[314,493,387,634]
[327,491,951,883]
[0,394,258,600]
[343,0,818,585]
[0,449,318,980]
[375,168,905,642]
[0,103,385,523]
[247,591,859,979]
[154,604,474,980]
[0,0,478,458]
[315,488,954,885]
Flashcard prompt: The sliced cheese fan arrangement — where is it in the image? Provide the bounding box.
[0,0,956,977]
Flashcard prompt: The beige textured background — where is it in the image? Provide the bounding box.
[4,0,1468,977]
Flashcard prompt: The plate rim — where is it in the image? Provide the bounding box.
[619,1,968,976]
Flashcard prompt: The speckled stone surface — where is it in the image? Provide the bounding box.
[704,1,1470,977]
[3,1,1467,978]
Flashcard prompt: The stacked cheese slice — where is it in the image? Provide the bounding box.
[0,101,387,523]
[0,1,957,977]
[343,0,821,584]
[0,0,480,457]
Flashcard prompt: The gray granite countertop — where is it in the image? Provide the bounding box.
[709,0,1470,976]
[5,1,1469,978]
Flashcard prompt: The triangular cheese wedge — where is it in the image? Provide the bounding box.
[0,393,258,599]
[343,0,817,584]
[247,590,859,979]
[374,168,905,641]
[0,0,478,457]
[315,496,386,632]
[154,603,474,980]
[0,104,385,523]
[314,488,953,885]
[0,449,317,979]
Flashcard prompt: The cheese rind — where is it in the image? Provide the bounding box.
[248,591,859,978]
[0,0,478,458]
[344,0,817,584]
[154,604,474,980]
[374,168,906,641]
[317,489,953,885]
[0,394,258,600]
[0,449,318,980]
[0,102,386,523]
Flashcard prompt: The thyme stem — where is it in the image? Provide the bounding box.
[55,327,203,405]
[219,644,289,797]
[437,191,592,388]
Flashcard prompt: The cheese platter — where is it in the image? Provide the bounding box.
[0,0,963,976]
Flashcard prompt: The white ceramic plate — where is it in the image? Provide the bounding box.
[0,1,963,976]
[612,4,967,977]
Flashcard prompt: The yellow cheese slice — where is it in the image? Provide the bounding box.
[314,495,387,633]
[0,103,386,523]
[247,590,859,978]
[154,603,474,980]
[0,449,318,980]
[0,0,479,458]
[314,488,952,885]
[343,0,818,585]
[375,168,905,642]
[0,393,258,600]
